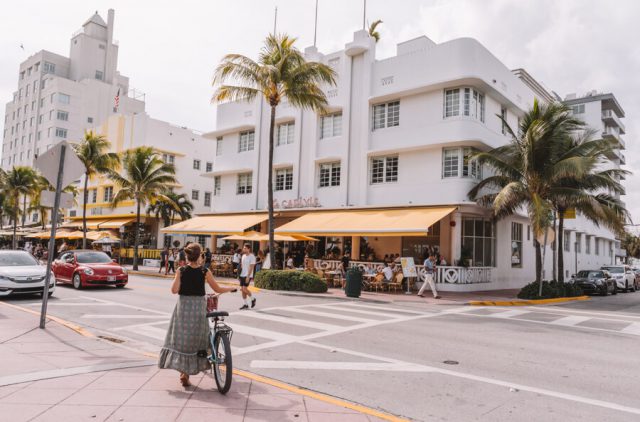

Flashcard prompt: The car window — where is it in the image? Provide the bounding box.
[76,252,112,264]
[0,252,39,266]
[602,267,623,274]
[588,271,604,279]
[576,271,591,278]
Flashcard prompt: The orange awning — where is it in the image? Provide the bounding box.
[161,214,269,235]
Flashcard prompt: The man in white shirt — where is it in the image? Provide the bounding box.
[239,244,257,310]
[382,263,395,282]
[418,254,440,299]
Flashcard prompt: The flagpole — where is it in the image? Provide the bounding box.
[363,0,366,30]
[273,6,278,35]
[313,0,319,47]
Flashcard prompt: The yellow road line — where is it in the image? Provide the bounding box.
[1,300,404,421]
[469,296,590,306]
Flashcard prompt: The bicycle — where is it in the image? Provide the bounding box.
[206,293,234,394]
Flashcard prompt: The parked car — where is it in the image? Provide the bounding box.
[0,250,55,297]
[600,265,636,292]
[53,250,128,289]
[572,270,616,296]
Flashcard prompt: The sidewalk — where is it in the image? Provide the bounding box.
[0,301,401,422]
[125,265,520,305]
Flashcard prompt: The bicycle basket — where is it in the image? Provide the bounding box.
[206,294,219,313]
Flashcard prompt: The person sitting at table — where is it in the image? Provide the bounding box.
[285,253,295,269]
[382,263,395,283]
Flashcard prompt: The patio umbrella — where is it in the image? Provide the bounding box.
[92,236,121,244]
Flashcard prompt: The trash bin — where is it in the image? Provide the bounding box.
[345,268,363,298]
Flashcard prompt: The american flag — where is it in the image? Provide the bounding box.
[114,88,120,110]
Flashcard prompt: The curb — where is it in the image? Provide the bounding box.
[468,296,590,306]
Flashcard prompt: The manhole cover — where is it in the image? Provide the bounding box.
[98,335,125,344]
[443,360,459,365]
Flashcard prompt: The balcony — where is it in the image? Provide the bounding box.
[602,110,625,134]
[602,128,625,150]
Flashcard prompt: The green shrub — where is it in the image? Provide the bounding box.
[517,280,583,300]
[254,270,328,293]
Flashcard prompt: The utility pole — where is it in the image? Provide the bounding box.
[313,0,319,47]
[273,6,278,34]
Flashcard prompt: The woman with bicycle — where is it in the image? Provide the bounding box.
[158,243,236,387]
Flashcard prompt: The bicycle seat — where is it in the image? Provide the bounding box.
[207,311,229,318]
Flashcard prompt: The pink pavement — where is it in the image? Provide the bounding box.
[0,301,396,422]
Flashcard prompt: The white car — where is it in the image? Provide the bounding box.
[0,250,55,297]
[601,265,636,293]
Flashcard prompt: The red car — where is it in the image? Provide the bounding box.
[53,250,128,289]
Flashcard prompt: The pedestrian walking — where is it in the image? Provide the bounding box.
[160,247,169,274]
[232,249,241,276]
[418,254,440,299]
[158,243,236,387]
[238,243,256,310]
[204,247,212,270]
[167,249,176,274]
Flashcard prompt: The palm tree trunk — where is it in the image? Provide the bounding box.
[21,195,27,228]
[267,105,276,267]
[12,204,18,249]
[552,217,557,281]
[133,199,141,271]
[534,239,542,283]
[557,213,565,283]
[82,174,89,249]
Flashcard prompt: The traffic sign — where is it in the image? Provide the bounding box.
[40,190,74,209]
[35,141,85,188]
[536,227,556,246]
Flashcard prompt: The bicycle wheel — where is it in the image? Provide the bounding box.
[212,331,232,394]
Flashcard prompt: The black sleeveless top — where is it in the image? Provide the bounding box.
[178,266,207,296]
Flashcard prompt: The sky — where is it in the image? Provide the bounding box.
[1,0,639,221]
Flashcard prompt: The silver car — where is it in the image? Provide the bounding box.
[0,250,55,297]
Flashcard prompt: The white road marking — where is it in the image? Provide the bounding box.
[79,295,170,316]
[282,307,375,323]
[234,311,342,331]
[621,322,640,335]
[491,309,530,318]
[231,323,298,341]
[549,315,591,326]
[536,305,640,320]
[82,314,164,319]
[27,302,113,306]
[334,302,427,315]
[315,304,402,319]
[133,325,168,341]
[112,321,170,331]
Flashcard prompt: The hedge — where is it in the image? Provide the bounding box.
[517,280,583,300]
[254,270,328,293]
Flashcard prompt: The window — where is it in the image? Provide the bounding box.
[103,186,113,202]
[571,104,585,114]
[193,159,201,170]
[90,189,97,204]
[57,111,69,121]
[30,117,34,127]
[275,168,293,191]
[32,213,38,223]
[575,233,582,253]
[319,162,341,187]
[43,62,55,74]
[585,236,591,255]
[238,131,254,152]
[595,238,600,255]
[276,122,295,146]
[99,44,106,50]
[191,190,199,201]
[372,101,400,130]
[462,218,496,267]
[162,153,175,164]
[39,98,44,108]
[442,147,481,179]
[214,176,221,196]
[57,93,70,104]
[38,114,43,124]
[501,107,507,135]
[205,162,213,172]
[236,173,252,194]
[444,87,485,122]
[370,156,398,184]
[320,112,342,139]
[55,128,67,138]
[204,192,212,207]
[40,79,46,90]
[511,222,523,268]
[563,231,571,251]
[216,137,223,156]
[95,70,104,80]
[87,117,93,123]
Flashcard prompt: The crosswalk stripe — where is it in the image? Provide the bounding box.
[621,322,640,335]
[316,305,400,319]
[337,302,426,315]
[82,315,162,319]
[231,323,297,341]
[233,311,341,331]
[491,309,530,319]
[134,325,168,341]
[549,316,591,326]
[282,308,375,323]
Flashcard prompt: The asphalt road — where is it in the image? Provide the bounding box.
[4,274,640,422]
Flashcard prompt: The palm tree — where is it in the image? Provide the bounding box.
[4,167,37,248]
[213,34,336,265]
[146,191,193,246]
[548,131,629,282]
[109,147,177,270]
[74,131,119,249]
[368,19,383,42]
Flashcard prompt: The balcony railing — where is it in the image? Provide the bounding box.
[602,128,625,150]
[602,110,625,134]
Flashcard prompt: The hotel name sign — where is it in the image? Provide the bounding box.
[273,197,322,210]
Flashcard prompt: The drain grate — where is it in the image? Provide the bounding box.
[443,360,459,365]
[98,335,125,344]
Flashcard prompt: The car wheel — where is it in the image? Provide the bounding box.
[72,273,83,290]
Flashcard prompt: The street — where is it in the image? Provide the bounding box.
[5,274,640,422]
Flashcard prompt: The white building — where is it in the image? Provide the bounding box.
[2,10,144,169]
[169,30,626,290]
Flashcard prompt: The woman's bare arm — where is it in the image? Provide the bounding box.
[205,270,236,293]
[170,269,181,294]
